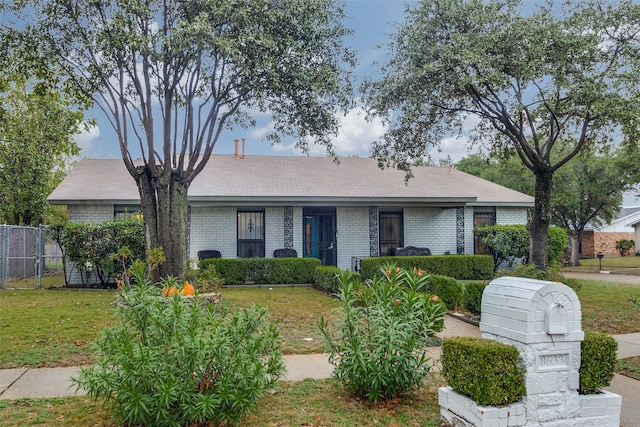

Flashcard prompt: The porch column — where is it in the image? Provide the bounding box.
[284,206,293,249]
[456,207,464,255]
[369,206,379,257]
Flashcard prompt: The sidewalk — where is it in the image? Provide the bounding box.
[1,316,639,426]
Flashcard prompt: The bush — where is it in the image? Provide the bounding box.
[461,282,487,316]
[475,224,568,270]
[616,239,635,256]
[74,268,285,427]
[54,218,145,287]
[313,266,343,294]
[200,257,321,285]
[441,337,526,406]
[579,330,618,394]
[318,267,445,402]
[185,262,224,293]
[428,274,463,309]
[359,255,493,281]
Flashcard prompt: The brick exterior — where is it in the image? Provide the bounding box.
[67,205,113,223]
[265,207,285,258]
[189,207,237,259]
[336,207,370,270]
[496,206,528,225]
[66,203,531,273]
[580,230,635,257]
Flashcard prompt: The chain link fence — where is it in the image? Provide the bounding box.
[0,225,65,290]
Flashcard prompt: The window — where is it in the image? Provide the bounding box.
[114,205,142,220]
[237,211,265,258]
[473,208,496,254]
[379,211,404,256]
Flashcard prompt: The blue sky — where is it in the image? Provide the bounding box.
[75,1,475,163]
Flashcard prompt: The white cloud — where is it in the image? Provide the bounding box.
[272,105,387,157]
[74,123,101,153]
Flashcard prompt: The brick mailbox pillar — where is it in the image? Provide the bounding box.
[439,276,621,426]
[481,277,584,424]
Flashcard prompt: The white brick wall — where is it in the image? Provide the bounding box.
[68,205,113,223]
[497,207,528,225]
[189,206,237,260]
[336,207,370,270]
[404,207,458,254]
[464,207,475,254]
[265,207,284,258]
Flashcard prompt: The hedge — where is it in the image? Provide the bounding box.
[199,257,321,285]
[461,282,488,316]
[359,255,493,281]
[579,330,618,394]
[313,266,343,294]
[441,337,526,406]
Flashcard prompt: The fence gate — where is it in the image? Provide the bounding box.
[0,225,44,290]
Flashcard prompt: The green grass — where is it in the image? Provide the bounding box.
[618,357,640,381]
[0,379,445,427]
[566,256,640,273]
[575,279,640,334]
[221,286,341,354]
[0,289,117,368]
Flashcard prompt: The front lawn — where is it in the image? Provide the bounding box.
[0,289,116,368]
[0,285,340,368]
[0,379,445,427]
[576,279,640,334]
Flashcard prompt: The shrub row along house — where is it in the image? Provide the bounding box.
[49,155,533,284]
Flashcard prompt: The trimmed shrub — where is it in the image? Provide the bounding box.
[428,274,463,309]
[441,337,526,406]
[475,224,568,269]
[200,258,321,285]
[359,255,493,281]
[313,266,343,294]
[56,218,145,287]
[461,282,487,316]
[579,330,618,394]
[74,270,285,426]
[318,267,445,402]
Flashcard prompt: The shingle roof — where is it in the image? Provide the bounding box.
[49,155,534,207]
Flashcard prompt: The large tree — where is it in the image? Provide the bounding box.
[7,0,355,277]
[0,76,82,225]
[457,150,640,266]
[551,148,640,266]
[362,0,640,270]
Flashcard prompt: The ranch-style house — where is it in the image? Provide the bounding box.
[49,155,534,275]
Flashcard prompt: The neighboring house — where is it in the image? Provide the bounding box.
[580,207,640,257]
[48,155,534,282]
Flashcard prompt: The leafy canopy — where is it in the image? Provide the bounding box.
[0,74,82,225]
[363,0,640,269]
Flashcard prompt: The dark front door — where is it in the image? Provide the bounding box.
[303,207,336,266]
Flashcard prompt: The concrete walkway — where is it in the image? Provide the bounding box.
[1,315,639,426]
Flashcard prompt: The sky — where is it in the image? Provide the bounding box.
[74,0,472,164]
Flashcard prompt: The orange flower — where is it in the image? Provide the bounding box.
[181,282,195,296]
[430,295,439,302]
[163,286,179,297]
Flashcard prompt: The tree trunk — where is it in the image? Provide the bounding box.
[568,233,581,267]
[528,169,553,271]
[135,165,189,279]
